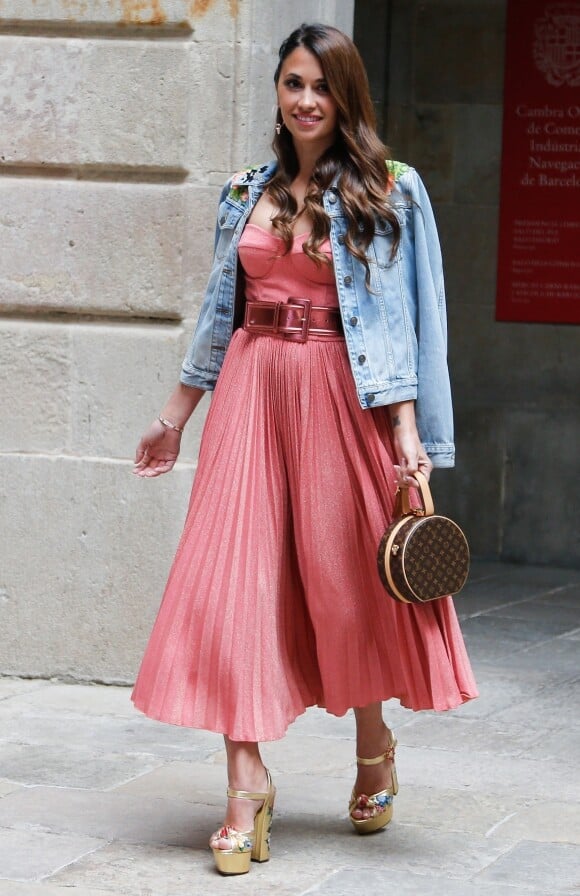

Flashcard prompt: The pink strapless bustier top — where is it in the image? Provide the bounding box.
[238,223,338,307]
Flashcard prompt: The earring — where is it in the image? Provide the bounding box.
[275,122,282,135]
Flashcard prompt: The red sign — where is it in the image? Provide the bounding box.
[496,1,580,324]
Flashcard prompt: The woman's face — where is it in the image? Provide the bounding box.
[276,46,338,156]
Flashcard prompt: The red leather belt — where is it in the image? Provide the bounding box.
[243,298,343,343]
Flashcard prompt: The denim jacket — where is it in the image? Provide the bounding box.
[181,160,455,467]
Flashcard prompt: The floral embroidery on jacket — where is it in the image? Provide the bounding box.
[386,159,410,194]
[228,165,270,204]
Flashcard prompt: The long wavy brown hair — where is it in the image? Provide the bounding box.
[269,23,401,277]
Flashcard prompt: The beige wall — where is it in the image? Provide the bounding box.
[0,0,355,680]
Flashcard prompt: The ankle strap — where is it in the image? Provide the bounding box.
[356,740,396,766]
[227,769,271,800]
[227,788,268,799]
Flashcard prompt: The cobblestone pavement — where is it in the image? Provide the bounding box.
[0,560,579,895]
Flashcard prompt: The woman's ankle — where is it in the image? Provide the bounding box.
[223,738,267,791]
[355,721,391,759]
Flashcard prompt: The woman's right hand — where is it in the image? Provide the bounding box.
[133,419,182,478]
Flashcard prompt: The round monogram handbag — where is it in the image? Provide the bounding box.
[377,471,470,604]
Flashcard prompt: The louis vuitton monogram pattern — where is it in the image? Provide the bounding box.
[378,515,469,604]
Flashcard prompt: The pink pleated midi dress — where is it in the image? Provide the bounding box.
[131,222,478,742]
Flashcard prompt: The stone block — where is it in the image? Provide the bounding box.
[184,43,238,175]
[436,204,499,308]
[461,610,571,655]
[68,322,210,461]
[319,1,354,35]
[0,786,210,848]
[0,779,507,883]
[443,668,550,721]
[492,676,580,733]
[0,320,72,453]
[388,104,456,204]
[50,840,321,896]
[115,760,227,803]
[0,779,22,798]
[475,840,580,890]
[399,713,546,758]
[0,703,221,759]
[308,868,529,896]
[294,826,508,881]
[468,559,516,582]
[0,454,196,680]
[382,0,414,109]
[116,761,349,818]
[220,734,353,776]
[502,409,579,567]
[454,104,503,205]
[0,319,210,460]
[0,0,354,39]
[397,742,580,801]
[0,0,236,31]
[484,595,580,632]
[0,678,51,700]
[0,885,110,896]
[0,826,106,883]
[0,37,189,169]
[489,636,580,682]
[0,742,161,789]
[414,1,506,105]
[536,726,580,762]
[496,565,580,588]
[353,0,389,131]
[430,407,505,559]
[456,582,559,624]
[0,180,188,316]
[1,681,132,716]
[446,302,579,412]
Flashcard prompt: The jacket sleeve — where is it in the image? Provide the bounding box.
[399,168,455,467]
[180,178,234,390]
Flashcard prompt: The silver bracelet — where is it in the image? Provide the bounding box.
[158,415,184,434]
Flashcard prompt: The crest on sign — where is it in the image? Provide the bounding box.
[533,3,580,86]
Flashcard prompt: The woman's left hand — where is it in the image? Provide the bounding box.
[390,403,433,488]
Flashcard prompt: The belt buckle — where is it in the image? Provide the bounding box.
[271,301,282,335]
[286,297,312,343]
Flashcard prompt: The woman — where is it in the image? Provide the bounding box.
[132,23,477,876]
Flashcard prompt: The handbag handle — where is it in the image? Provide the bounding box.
[396,469,435,517]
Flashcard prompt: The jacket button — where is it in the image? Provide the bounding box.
[338,234,345,245]
[349,316,358,326]
[358,354,366,364]
[366,393,375,405]
[344,275,352,286]
[328,193,337,204]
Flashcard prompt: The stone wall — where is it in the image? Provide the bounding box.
[355,0,579,568]
[0,0,355,680]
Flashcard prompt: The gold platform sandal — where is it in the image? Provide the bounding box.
[349,734,398,834]
[209,769,276,875]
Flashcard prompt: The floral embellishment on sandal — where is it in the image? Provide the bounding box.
[228,165,270,204]
[352,791,393,816]
[210,825,253,853]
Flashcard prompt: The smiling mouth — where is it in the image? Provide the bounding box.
[295,115,321,124]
